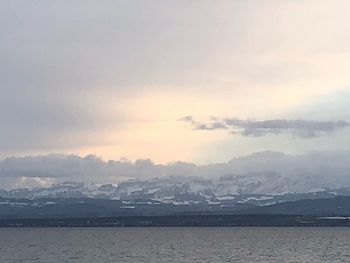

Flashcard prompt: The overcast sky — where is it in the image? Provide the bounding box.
[1,0,350,164]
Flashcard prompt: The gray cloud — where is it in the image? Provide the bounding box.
[180,116,350,138]
[2,151,350,192]
[178,116,228,131]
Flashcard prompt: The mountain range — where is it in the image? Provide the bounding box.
[1,176,350,218]
[1,151,350,218]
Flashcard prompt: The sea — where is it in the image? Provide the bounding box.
[0,227,349,262]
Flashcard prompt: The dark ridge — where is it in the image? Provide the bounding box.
[1,215,350,227]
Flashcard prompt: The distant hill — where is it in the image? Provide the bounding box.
[245,196,350,216]
[1,196,350,219]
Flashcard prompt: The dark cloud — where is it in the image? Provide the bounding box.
[180,117,350,138]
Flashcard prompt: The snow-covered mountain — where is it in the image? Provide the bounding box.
[1,151,350,208]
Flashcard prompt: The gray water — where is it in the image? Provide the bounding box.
[0,228,349,262]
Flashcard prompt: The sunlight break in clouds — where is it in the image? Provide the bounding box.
[1,0,350,163]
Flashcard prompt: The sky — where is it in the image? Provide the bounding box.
[1,0,350,165]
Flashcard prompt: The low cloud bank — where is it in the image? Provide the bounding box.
[1,151,350,190]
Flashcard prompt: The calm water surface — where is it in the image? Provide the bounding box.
[0,227,349,262]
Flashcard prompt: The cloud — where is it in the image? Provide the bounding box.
[2,151,350,192]
[180,117,350,138]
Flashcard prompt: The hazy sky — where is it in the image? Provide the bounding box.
[1,0,350,163]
